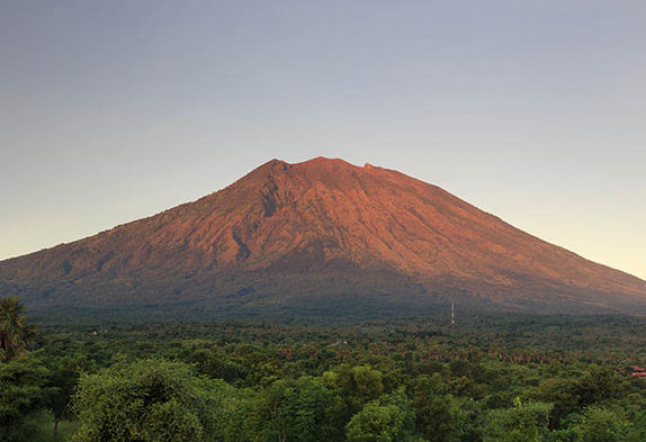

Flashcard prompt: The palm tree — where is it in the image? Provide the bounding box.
[0,296,36,361]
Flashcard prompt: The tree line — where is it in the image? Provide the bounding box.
[2,296,646,442]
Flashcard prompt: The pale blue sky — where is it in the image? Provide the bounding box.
[1,1,645,279]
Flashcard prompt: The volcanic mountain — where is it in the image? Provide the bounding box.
[1,157,646,319]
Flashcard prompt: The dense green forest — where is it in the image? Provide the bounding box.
[3,296,646,442]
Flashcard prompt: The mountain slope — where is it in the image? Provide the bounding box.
[1,157,645,318]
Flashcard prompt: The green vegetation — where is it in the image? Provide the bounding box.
[0,295,36,361]
[72,359,225,442]
[3,296,646,441]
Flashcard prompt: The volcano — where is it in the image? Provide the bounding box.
[1,157,645,319]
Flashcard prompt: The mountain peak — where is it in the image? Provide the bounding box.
[299,156,354,165]
[294,157,363,173]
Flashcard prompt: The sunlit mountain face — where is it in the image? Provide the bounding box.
[1,157,645,320]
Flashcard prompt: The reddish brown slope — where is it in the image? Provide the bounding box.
[1,157,645,316]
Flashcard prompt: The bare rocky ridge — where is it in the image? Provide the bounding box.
[1,157,646,318]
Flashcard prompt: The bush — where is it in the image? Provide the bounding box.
[71,359,232,442]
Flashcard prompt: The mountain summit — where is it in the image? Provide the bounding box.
[2,157,646,318]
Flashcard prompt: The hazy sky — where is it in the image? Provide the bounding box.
[1,1,645,279]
